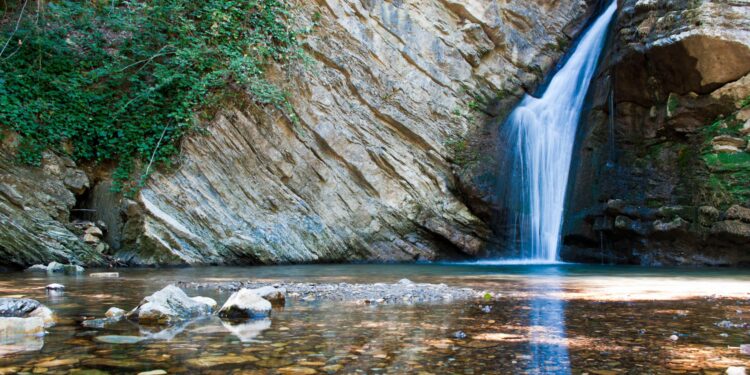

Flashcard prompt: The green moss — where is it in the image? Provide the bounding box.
[444,136,477,168]
[696,116,750,208]
[667,94,679,117]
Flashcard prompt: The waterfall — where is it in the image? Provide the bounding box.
[499,1,617,262]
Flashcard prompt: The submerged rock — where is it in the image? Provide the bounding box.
[0,317,45,355]
[95,335,144,344]
[126,285,211,325]
[0,298,55,329]
[217,289,272,320]
[46,261,65,273]
[90,272,119,278]
[63,264,85,274]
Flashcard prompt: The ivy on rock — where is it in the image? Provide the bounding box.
[0,0,307,192]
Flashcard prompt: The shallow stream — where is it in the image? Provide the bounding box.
[1,264,750,374]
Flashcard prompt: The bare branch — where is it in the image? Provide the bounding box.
[0,0,29,58]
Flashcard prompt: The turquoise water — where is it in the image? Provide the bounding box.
[1,264,750,374]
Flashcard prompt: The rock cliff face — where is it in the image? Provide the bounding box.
[119,0,594,265]
[0,0,594,267]
[0,135,105,268]
[564,0,750,265]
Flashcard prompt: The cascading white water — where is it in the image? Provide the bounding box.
[501,1,617,263]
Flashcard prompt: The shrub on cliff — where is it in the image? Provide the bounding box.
[0,0,306,192]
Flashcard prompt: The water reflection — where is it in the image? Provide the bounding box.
[527,266,570,374]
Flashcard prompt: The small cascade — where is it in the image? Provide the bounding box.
[498,1,617,262]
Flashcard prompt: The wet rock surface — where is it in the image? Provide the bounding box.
[563,0,750,266]
[177,279,484,304]
[126,285,211,325]
[110,0,596,266]
[217,289,272,320]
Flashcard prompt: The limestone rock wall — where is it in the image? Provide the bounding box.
[118,0,593,265]
[564,0,750,265]
[0,136,105,268]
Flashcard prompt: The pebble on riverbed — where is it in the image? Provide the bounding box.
[45,284,64,291]
[177,279,484,305]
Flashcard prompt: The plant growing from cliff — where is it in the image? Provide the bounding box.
[0,0,307,192]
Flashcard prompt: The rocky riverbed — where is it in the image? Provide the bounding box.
[177,278,490,305]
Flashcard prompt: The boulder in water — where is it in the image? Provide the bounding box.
[246,286,286,305]
[217,289,272,319]
[25,264,48,273]
[46,262,65,274]
[191,296,218,310]
[126,285,211,325]
[0,298,54,327]
[106,307,126,319]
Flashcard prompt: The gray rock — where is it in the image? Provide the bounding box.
[0,298,43,317]
[126,285,211,325]
[45,283,64,290]
[190,296,218,310]
[25,264,48,272]
[63,264,85,274]
[711,220,750,243]
[398,278,414,285]
[699,206,720,226]
[246,286,285,305]
[217,289,272,320]
[726,205,750,223]
[105,307,126,319]
[0,298,55,327]
[85,226,104,238]
[46,261,65,273]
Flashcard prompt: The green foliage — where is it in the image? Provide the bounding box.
[666,94,679,116]
[740,95,750,109]
[0,0,306,192]
[697,116,750,208]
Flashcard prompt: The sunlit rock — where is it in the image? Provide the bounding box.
[190,296,218,310]
[246,286,285,305]
[105,307,126,319]
[218,289,272,319]
[126,285,211,325]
